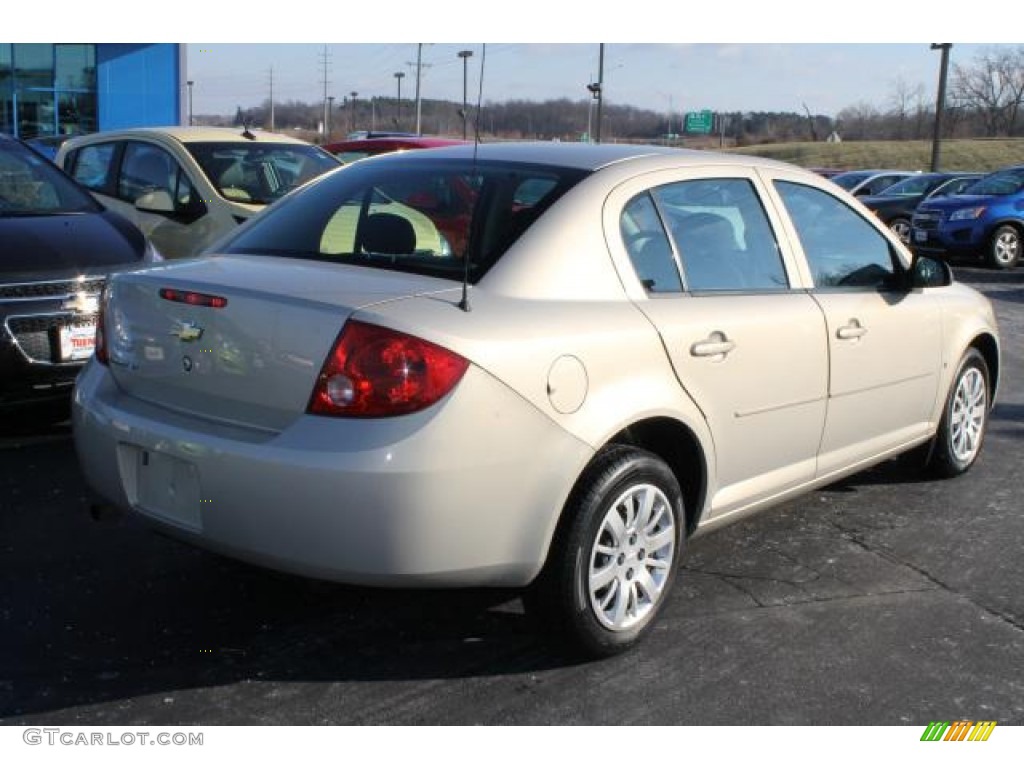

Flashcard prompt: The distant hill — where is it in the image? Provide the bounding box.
[727,139,1024,172]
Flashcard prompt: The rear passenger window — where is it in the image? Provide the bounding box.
[653,178,788,292]
[620,193,682,293]
[775,181,899,289]
[70,143,116,192]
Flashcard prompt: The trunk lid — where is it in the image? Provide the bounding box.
[105,255,457,431]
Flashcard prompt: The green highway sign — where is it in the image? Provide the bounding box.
[684,110,714,134]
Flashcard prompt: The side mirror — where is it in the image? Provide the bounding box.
[135,189,174,214]
[910,255,952,288]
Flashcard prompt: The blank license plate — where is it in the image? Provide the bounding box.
[133,447,202,531]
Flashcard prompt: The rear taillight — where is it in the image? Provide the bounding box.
[160,288,228,308]
[94,287,109,366]
[308,320,469,418]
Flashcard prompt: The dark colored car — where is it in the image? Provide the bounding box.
[830,169,917,197]
[911,165,1024,269]
[322,135,468,164]
[0,134,158,417]
[23,133,83,162]
[859,172,983,244]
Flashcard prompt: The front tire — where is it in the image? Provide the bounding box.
[988,224,1020,269]
[927,349,990,478]
[529,446,684,658]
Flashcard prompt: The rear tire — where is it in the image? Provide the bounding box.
[988,224,1020,269]
[927,349,990,478]
[527,446,684,658]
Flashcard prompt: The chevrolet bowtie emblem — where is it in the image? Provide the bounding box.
[62,292,100,315]
[172,321,204,342]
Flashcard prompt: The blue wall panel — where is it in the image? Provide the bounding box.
[97,44,181,130]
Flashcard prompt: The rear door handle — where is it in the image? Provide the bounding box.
[836,320,867,340]
[690,335,736,358]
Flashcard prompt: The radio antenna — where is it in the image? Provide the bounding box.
[458,44,485,313]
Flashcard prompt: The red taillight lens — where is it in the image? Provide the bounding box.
[159,287,228,308]
[94,287,108,366]
[308,320,469,417]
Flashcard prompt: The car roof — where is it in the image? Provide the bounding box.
[62,126,312,146]
[359,141,800,174]
[323,136,468,153]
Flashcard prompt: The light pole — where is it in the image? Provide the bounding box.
[458,49,473,140]
[186,80,194,126]
[414,43,423,136]
[394,71,404,129]
[587,44,605,143]
[350,91,358,134]
[327,95,334,140]
[930,43,952,172]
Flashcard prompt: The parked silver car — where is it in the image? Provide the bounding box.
[73,143,1000,656]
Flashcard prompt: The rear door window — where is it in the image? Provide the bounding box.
[69,142,117,193]
[654,178,788,292]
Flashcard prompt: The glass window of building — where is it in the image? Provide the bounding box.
[1,44,97,139]
[0,46,12,135]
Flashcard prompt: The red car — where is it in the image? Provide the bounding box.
[322,134,468,164]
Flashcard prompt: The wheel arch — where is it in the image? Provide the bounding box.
[537,415,710,583]
[970,332,1000,404]
[606,417,708,535]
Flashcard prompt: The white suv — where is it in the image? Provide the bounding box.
[56,127,340,258]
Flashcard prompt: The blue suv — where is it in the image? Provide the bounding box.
[911,165,1024,269]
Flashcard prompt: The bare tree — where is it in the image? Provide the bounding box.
[950,46,1024,136]
[836,101,881,140]
[889,77,926,139]
[802,103,819,142]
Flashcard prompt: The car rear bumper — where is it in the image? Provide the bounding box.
[73,360,592,588]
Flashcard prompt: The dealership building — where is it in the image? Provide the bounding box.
[0,44,185,139]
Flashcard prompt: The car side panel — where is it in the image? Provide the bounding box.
[811,289,943,474]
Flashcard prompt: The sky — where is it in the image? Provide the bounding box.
[12,0,1023,120]
[184,43,1015,120]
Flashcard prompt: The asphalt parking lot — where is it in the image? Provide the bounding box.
[1,265,1022,726]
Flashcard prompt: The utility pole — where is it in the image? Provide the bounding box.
[930,43,953,172]
[394,71,404,129]
[414,44,423,135]
[458,49,473,140]
[320,46,331,142]
[268,67,275,132]
[596,44,605,143]
[327,95,334,140]
[350,91,358,134]
[586,44,605,143]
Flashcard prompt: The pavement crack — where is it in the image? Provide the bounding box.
[826,516,1024,636]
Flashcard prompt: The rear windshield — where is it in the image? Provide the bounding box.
[185,141,340,205]
[220,158,588,283]
[0,140,100,215]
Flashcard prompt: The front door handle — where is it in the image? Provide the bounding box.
[836,320,867,340]
[690,334,736,358]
